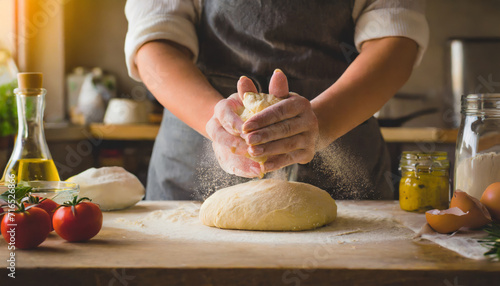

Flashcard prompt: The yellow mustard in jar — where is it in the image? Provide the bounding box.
[399,152,450,212]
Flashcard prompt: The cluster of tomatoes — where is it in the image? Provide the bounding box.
[1,195,103,249]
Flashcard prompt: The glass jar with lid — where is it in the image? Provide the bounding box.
[455,94,500,200]
[399,151,450,212]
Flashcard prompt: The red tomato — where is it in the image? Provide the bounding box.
[0,207,5,234]
[52,197,102,242]
[1,206,51,249]
[24,196,59,231]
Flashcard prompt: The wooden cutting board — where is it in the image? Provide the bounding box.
[0,200,499,285]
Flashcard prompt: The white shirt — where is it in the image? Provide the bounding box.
[124,0,429,81]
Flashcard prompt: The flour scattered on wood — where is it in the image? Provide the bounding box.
[107,201,413,245]
[107,201,492,260]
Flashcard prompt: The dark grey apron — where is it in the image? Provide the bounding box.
[147,0,393,200]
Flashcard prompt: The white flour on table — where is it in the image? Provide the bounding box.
[107,201,413,245]
[107,201,493,260]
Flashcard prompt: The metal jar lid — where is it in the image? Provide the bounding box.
[399,151,449,172]
[461,93,500,116]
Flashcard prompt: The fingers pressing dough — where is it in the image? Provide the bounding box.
[239,92,282,167]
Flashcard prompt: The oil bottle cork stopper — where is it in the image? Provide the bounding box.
[17,72,43,89]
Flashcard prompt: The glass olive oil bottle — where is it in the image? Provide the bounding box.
[1,73,60,183]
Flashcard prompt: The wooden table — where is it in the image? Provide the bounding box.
[1,201,499,286]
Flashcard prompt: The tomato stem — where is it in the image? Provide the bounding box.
[54,196,93,216]
[8,201,35,213]
[23,195,47,205]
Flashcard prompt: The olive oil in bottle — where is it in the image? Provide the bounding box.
[4,159,60,183]
[1,73,60,183]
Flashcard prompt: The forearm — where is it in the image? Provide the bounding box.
[311,37,418,150]
[136,40,223,138]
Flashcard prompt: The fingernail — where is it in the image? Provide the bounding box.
[240,76,248,80]
[244,122,258,132]
[250,145,263,156]
[248,134,261,145]
[274,68,283,74]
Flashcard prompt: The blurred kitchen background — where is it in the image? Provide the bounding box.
[0,0,499,193]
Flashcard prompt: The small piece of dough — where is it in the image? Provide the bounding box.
[199,179,337,231]
[67,167,145,211]
[239,92,282,122]
[238,92,282,169]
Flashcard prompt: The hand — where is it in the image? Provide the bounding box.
[241,70,319,173]
[205,80,263,178]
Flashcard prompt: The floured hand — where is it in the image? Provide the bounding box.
[205,80,263,178]
[241,69,319,173]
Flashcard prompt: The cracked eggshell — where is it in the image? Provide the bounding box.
[67,167,145,211]
[450,190,492,229]
[425,207,469,234]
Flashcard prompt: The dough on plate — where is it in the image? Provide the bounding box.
[199,179,337,231]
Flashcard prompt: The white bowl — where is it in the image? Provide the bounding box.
[103,98,148,124]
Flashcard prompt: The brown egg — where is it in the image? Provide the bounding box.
[450,190,492,229]
[480,182,500,222]
[425,207,468,234]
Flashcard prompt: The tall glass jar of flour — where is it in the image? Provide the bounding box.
[455,94,500,199]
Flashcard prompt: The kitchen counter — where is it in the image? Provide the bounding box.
[45,123,458,143]
[1,200,499,285]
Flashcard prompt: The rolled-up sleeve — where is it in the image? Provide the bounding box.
[124,0,199,81]
[353,0,429,67]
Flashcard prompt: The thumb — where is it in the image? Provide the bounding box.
[237,76,258,101]
[269,69,289,98]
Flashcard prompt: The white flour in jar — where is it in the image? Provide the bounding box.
[455,152,500,199]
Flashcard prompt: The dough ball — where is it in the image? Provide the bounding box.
[238,92,282,166]
[199,179,337,231]
[67,166,145,211]
[239,92,282,122]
